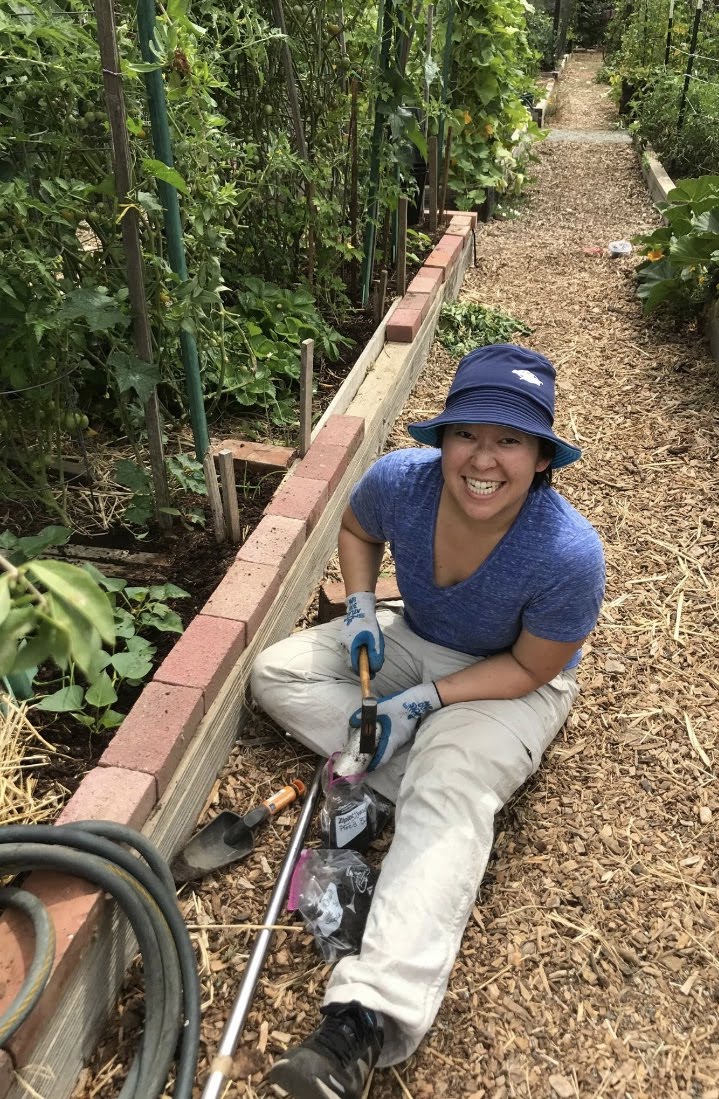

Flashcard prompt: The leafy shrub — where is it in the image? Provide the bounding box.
[437,301,532,358]
[526,7,556,71]
[631,74,719,179]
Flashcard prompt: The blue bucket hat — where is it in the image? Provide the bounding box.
[408,343,581,469]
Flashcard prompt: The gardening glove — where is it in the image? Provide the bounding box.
[335,682,444,777]
[340,591,384,676]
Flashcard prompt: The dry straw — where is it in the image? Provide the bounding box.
[1,692,61,829]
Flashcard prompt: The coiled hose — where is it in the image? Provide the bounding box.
[0,821,200,1099]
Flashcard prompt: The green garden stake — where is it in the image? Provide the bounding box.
[135,0,209,460]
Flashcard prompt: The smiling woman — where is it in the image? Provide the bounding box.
[250,343,606,1099]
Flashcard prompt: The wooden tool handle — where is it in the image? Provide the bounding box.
[262,780,305,816]
[358,645,372,696]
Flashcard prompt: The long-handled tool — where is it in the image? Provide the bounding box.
[332,644,378,778]
[171,779,306,883]
[357,644,378,757]
[201,760,324,1099]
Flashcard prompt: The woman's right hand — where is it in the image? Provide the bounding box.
[340,591,384,676]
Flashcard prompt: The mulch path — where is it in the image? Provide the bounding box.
[73,51,718,1099]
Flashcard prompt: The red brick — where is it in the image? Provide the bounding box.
[386,307,422,343]
[407,266,444,299]
[424,248,456,275]
[445,209,478,228]
[434,234,464,258]
[212,439,295,473]
[99,682,203,796]
[58,766,155,828]
[314,414,365,456]
[400,291,431,320]
[445,222,472,240]
[237,515,306,581]
[265,476,328,531]
[154,614,246,711]
[203,560,280,640]
[0,871,102,1066]
[318,577,401,622]
[295,441,354,494]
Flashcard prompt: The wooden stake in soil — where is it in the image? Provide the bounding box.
[378,268,389,320]
[93,0,172,530]
[428,134,438,233]
[397,196,408,297]
[299,338,314,458]
[202,451,226,544]
[439,125,453,222]
[424,4,434,137]
[217,449,241,544]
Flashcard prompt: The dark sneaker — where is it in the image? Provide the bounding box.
[267,1000,383,1099]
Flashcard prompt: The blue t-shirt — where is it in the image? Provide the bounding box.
[349,449,605,670]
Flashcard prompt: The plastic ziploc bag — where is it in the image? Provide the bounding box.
[288,848,378,963]
[320,755,393,854]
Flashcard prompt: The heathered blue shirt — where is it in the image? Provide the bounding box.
[349,449,605,670]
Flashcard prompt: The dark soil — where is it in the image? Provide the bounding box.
[23,466,282,808]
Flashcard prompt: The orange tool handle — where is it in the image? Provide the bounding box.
[359,645,372,698]
[261,779,306,816]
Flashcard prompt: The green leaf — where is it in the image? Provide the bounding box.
[12,619,69,674]
[0,606,36,676]
[26,560,115,646]
[18,525,72,559]
[114,608,136,638]
[114,459,151,494]
[111,651,153,680]
[48,592,102,677]
[35,684,85,712]
[85,671,118,708]
[108,350,161,405]
[57,288,126,333]
[0,574,10,628]
[138,603,184,633]
[99,709,125,729]
[670,234,718,266]
[142,157,189,195]
[125,635,156,657]
[148,583,190,600]
[635,258,682,312]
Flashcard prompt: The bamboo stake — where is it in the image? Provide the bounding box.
[396,196,408,297]
[202,451,226,544]
[217,449,241,544]
[428,134,438,232]
[349,79,360,301]
[299,338,314,458]
[93,0,172,530]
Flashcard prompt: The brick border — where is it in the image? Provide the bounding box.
[0,218,475,1099]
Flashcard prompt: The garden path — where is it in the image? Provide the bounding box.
[77,51,719,1099]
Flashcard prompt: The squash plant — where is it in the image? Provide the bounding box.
[635,175,719,313]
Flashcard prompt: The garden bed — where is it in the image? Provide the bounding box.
[0,215,475,1099]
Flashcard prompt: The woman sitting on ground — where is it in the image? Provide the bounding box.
[252,343,606,1099]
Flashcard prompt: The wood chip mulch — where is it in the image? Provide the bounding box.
[74,52,718,1099]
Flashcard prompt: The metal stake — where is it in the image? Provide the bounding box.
[201,762,324,1099]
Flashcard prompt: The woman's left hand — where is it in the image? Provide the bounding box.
[343,683,444,772]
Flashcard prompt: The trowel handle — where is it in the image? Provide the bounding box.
[358,645,372,697]
[261,779,306,817]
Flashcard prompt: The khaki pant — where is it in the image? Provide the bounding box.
[251,607,579,1066]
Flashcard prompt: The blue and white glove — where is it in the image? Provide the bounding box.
[340,591,384,676]
[337,682,443,775]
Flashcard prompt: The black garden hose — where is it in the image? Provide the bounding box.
[0,821,201,1099]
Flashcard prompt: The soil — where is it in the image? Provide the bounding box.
[67,50,719,1099]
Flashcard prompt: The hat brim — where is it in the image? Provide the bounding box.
[407,414,582,470]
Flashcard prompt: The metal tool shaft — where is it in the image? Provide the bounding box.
[201,760,324,1099]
